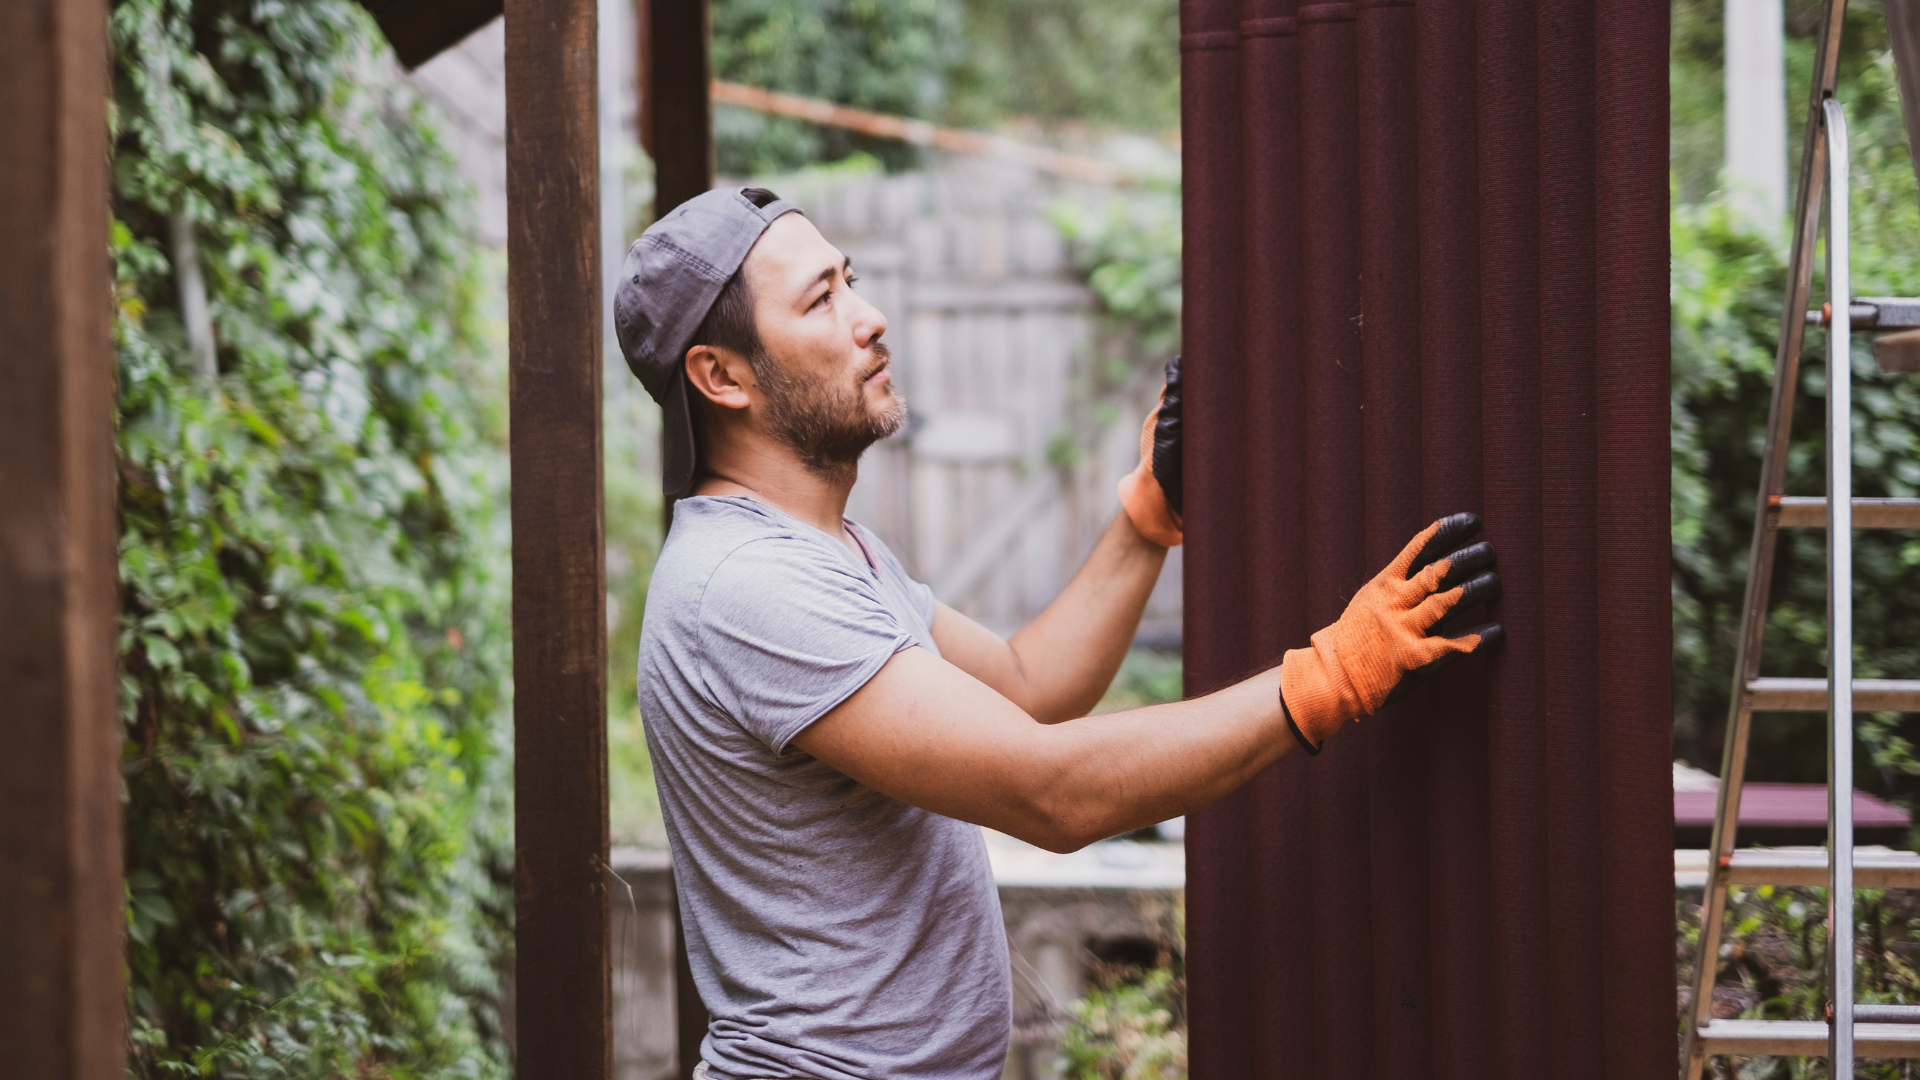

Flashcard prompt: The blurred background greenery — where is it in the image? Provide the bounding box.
[1669,0,1920,805]
[105,0,1920,1073]
[606,0,1187,855]
[709,0,1179,176]
[113,0,513,1073]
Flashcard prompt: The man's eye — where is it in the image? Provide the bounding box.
[846,275,860,290]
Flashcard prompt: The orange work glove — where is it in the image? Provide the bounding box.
[1281,513,1503,753]
[1118,355,1184,547]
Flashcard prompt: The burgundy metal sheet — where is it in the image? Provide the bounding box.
[1181,0,1673,1074]
[1238,2,1312,1076]
[1180,2,1255,1077]
[1673,786,1912,831]
[1591,3,1677,1075]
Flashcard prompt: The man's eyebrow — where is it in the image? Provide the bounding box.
[799,257,854,299]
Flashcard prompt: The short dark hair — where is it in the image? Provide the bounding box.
[687,186,781,366]
[689,268,763,366]
[684,268,770,465]
[684,188,783,467]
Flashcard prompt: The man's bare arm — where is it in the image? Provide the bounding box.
[931,512,1167,723]
[789,645,1291,852]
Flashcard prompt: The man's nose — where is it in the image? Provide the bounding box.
[851,290,887,347]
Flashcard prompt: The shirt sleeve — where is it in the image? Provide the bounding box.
[696,536,917,752]
[853,522,938,627]
[912,579,937,628]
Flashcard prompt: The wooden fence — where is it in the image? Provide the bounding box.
[772,159,1183,641]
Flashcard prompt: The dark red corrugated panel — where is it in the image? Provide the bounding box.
[1180,2,1254,1078]
[1237,3,1314,1076]
[1181,0,1674,1073]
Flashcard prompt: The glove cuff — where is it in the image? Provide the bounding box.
[1117,466,1184,547]
[1280,691,1320,755]
[1279,643,1365,750]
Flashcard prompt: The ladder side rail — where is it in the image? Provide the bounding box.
[1711,0,1849,877]
[1883,1,1920,215]
[1684,4,1852,1076]
[1824,94,1857,1080]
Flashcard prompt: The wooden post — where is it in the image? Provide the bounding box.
[639,5,714,1071]
[642,0,712,537]
[641,0,714,216]
[0,0,125,1077]
[505,0,610,1076]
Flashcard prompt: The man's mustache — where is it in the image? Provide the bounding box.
[859,341,892,383]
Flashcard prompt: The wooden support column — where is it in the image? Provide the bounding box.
[639,4,714,1074]
[505,0,610,1076]
[0,0,124,1077]
[641,0,714,216]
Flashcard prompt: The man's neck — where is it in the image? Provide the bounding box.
[691,429,857,542]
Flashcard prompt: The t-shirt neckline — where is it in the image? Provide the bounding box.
[692,493,878,573]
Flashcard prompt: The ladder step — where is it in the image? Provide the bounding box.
[1746,677,1920,712]
[1806,296,1920,329]
[1859,1005,1920,1022]
[1723,846,1920,888]
[1697,1019,1920,1057]
[1770,496,1920,529]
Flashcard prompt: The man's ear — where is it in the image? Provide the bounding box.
[684,344,754,413]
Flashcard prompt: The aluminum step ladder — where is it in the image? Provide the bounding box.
[1682,3,1920,1077]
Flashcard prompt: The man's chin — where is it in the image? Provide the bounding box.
[867,392,909,441]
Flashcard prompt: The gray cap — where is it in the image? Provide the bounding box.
[614,187,802,496]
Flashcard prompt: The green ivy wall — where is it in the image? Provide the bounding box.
[110,0,513,1074]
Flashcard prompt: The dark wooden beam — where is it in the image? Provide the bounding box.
[642,0,714,217]
[359,0,502,70]
[639,5,713,1066]
[0,0,125,1077]
[505,0,610,1076]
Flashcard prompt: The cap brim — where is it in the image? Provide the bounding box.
[662,368,697,498]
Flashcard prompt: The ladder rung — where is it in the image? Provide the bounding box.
[1697,1019,1920,1057]
[1746,677,1920,712]
[1805,296,1920,328]
[1770,496,1920,529]
[1723,846,1920,888]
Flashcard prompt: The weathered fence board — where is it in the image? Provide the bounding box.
[777,161,1182,639]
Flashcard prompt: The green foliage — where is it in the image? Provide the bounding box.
[947,0,1180,133]
[1668,4,1920,802]
[605,388,665,847]
[1044,179,1183,472]
[1680,885,1920,1078]
[111,0,511,1073]
[1671,0,1905,206]
[1669,0,1728,206]
[712,0,962,174]
[1093,650,1184,714]
[711,0,1180,176]
[1051,182,1183,363]
[1061,966,1187,1080]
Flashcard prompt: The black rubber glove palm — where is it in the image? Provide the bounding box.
[1118,355,1185,545]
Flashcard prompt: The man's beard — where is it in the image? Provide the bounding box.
[754,341,908,482]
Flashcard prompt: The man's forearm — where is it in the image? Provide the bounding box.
[1004,512,1167,721]
[795,645,1295,854]
[1021,669,1293,848]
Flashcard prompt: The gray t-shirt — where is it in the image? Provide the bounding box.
[639,495,1011,1080]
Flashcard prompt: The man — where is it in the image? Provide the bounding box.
[615,187,1502,1080]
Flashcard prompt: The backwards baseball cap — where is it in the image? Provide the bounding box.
[614,186,802,496]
